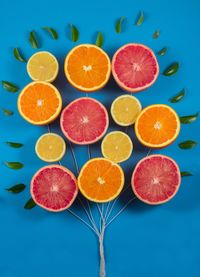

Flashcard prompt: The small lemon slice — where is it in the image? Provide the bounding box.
[27,51,59,82]
[101,131,133,163]
[35,133,66,162]
[111,95,142,126]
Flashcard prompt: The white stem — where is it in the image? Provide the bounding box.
[99,224,106,277]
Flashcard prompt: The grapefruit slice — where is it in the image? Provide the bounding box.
[31,165,78,212]
[60,97,109,145]
[112,43,159,93]
[131,155,181,205]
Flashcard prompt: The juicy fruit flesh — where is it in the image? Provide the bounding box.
[113,45,158,89]
[66,45,110,89]
[101,132,133,163]
[19,82,61,123]
[132,155,181,204]
[111,95,142,126]
[61,98,108,144]
[78,158,124,202]
[136,105,180,146]
[31,166,77,211]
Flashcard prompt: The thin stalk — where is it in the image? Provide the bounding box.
[99,223,106,277]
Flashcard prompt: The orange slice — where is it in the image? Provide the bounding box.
[64,44,111,92]
[18,81,62,125]
[78,158,124,203]
[135,104,180,148]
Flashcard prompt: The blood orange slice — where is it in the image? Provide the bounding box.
[60,97,109,145]
[31,165,78,212]
[112,43,159,93]
[131,155,181,205]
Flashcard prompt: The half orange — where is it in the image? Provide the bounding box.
[135,104,180,148]
[78,158,124,203]
[18,81,62,125]
[64,44,111,92]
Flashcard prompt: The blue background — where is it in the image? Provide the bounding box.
[0,0,200,276]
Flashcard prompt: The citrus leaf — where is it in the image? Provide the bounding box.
[2,109,14,116]
[2,81,19,92]
[95,32,104,48]
[6,184,26,193]
[70,24,79,42]
[29,31,39,49]
[5,162,24,170]
[163,62,179,76]
[135,11,144,26]
[178,140,197,149]
[179,112,198,124]
[181,171,192,177]
[5,142,23,148]
[115,16,126,33]
[42,27,58,40]
[153,30,160,39]
[157,47,167,56]
[13,48,26,62]
[169,89,185,103]
[24,198,36,209]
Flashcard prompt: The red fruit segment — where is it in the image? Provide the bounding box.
[31,165,78,212]
[131,155,181,204]
[112,43,159,93]
[60,98,109,145]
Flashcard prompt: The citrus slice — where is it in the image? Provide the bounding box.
[18,81,62,125]
[27,51,59,82]
[135,104,180,148]
[112,43,159,93]
[64,44,111,92]
[101,131,133,163]
[35,133,66,162]
[78,158,124,203]
[111,95,142,126]
[131,155,181,205]
[31,165,78,212]
[60,97,109,145]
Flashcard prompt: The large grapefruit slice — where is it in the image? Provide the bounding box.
[60,97,109,145]
[112,43,159,93]
[131,155,181,205]
[31,165,78,212]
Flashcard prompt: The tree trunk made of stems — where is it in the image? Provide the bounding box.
[99,224,106,277]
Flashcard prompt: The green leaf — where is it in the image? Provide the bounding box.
[24,198,36,209]
[13,48,26,62]
[2,81,19,92]
[153,30,160,39]
[179,112,198,124]
[181,171,192,177]
[135,11,144,26]
[70,24,79,42]
[169,89,185,103]
[115,16,126,33]
[5,142,23,148]
[5,162,24,170]
[157,47,167,56]
[95,32,104,48]
[2,109,14,116]
[163,62,179,76]
[178,140,197,149]
[29,31,39,49]
[42,27,58,40]
[6,183,26,193]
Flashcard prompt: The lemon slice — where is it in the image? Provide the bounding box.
[35,133,66,162]
[27,51,59,82]
[111,95,142,126]
[101,131,133,163]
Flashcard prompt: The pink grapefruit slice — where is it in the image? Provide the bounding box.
[112,43,159,93]
[131,155,181,205]
[60,97,109,145]
[31,165,78,212]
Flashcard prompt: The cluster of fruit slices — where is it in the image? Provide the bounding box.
[17,43,181,211]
